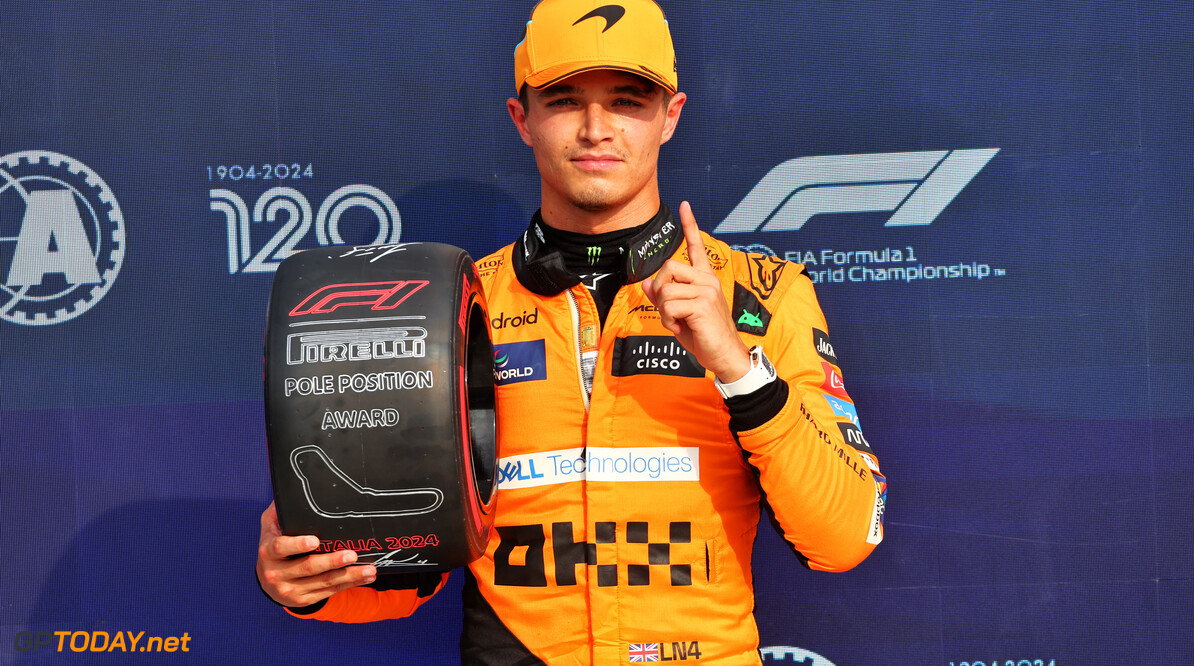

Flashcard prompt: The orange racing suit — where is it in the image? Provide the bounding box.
[286,205,886,665]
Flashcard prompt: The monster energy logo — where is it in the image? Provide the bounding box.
[587,246,601,264]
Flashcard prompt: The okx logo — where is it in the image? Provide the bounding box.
[493,520,696,588]
[714,149,998,233]
[0,151,125,325]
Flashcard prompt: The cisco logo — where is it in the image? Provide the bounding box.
[0,151,125,325]
[760,645,836,665]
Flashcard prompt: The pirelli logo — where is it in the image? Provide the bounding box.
[285,326,427,365]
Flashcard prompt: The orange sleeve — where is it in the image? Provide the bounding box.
[286,572,451,624]
[735,271,885,572]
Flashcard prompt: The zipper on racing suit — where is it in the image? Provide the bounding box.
[566,285,599,662]
[565,288,591,413]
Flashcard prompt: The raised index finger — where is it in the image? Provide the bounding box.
[678,201,711,272]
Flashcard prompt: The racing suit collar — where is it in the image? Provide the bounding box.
[512,203,682,296]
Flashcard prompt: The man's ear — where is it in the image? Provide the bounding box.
[659,91,687,145]
[507,98,535,147]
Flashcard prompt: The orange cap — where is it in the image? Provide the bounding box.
[514,0,678,94]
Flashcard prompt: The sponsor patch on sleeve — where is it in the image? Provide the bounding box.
[477,254,505,277]
[748,253,786,300]
[493,339,547,385]
[858,451,879,472]
[822,393,860,426]
[837,421,874,455]
[732,283,772,335]
[866,471,887,545]
[812,328,838,364]
[819,361,850,399]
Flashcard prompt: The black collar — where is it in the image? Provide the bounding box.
[511,204,682,296]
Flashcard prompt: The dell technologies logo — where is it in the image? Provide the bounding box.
[714,149,998,234]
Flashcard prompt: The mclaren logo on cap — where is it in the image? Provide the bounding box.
[573,5,626,32]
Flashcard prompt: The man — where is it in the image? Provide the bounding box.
[257,1,886,663]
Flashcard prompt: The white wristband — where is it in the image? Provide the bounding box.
[715,346,777,399]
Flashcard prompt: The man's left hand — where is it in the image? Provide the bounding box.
[641,201,751,384]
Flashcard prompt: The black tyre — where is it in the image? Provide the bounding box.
[264,242,497,572]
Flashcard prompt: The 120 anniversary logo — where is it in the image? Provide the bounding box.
[207,161,402,274]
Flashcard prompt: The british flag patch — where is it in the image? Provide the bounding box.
[628,643,660,662]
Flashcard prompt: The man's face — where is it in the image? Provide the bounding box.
[508,70,686,213]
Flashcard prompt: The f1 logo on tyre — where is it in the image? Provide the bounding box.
[0,151,125,326]
[289,281,429,316]
[713,149,998,233]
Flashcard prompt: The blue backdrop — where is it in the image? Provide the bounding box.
[2,1,1191,664]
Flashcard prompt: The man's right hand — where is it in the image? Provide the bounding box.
[257,501,376,608]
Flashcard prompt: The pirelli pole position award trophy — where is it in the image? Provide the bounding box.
[263,243,498,571]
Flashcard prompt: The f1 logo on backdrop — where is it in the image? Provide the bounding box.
[211,184,401,274]
[713,149,998,233]
[0,151,125,326]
